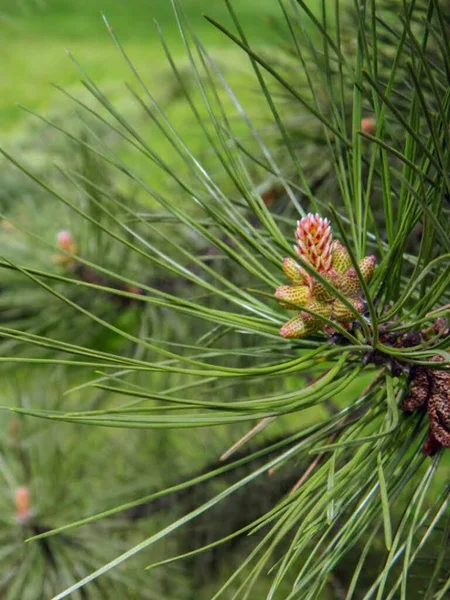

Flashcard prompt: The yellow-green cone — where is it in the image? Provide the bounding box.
[301,299,332,322]
[358,255,376,282]
[280,315,313,338]
[332,298,365,322]
[311,277,336,301]
[275,285,310,309]
[331,240,352,273]
[276,215,376,339]
[282,257,305,284]
[336,270,360,297]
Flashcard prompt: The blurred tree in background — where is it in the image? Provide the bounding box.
[0,1,449,599]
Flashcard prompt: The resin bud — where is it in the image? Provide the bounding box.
[15,487,32,524]
[57,230,74,252]
[360,117,376,135]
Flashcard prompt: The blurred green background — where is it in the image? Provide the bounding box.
[0,0,279,130]
[3,2,446,599]
[0,2,309,598]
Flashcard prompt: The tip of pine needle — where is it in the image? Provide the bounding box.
[220,417,275,461]
[102,13,113,34]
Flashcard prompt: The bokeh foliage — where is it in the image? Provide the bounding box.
[0,0,449,599]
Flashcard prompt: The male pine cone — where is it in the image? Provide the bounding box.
[275,214,375,339]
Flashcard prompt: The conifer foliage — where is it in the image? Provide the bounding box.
[0,0,449,598]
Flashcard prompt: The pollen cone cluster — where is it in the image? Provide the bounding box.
[54,230,77,266]
[275,214,375,339]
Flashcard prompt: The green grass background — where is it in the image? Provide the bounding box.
[0,0,281,130]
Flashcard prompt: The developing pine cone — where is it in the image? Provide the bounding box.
[275,214,375,338]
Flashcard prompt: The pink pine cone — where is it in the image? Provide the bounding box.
[295,213,333,273]
[276,215,376,338]
[57,230,73,251]
[15,486,32,523]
